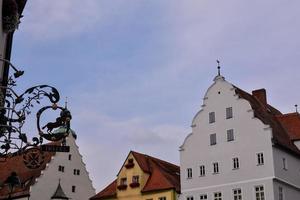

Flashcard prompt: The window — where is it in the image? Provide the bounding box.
[68,154,72,160]
[58,165,65,172]
[214,192,222,200]
[132,175,139,183]
[158,197,166,200]
[199,165,205,176]
[213,162,219,174]
[210,133,217,145]
[257,153,264,165]
[233,157,239,169]
[187,168,192,179]
[279,186,283,200]
[209,112,216,123]
[226,107,233,119]
[200,194,207,199]
[73,169,80,175]
[227,129,234,142]
[72,185,76,193]
[233,188,242,200]
[186,197,194,200]
[120,178,127,185]
[255,185,265,200]
[283,158,287,170]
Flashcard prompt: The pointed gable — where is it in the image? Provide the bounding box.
[51,181,69,199]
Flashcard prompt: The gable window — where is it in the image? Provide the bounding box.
[73,169,80,175]
[187,168,193,179]
[200,194,207,199]
[158,197,166,200]
[257,153,264,165]
[226,107,233,119]
[58,165,65,172]
[233,188,242,200]
[72,185,76,193]
[186,197,194,200]
[227,129,234,142]
[199,165,205,176]
[279,186,283,200]
[209,112,216,123]
[233,157,239,169]
[120,178,127,185]
[282,158,287,170]
[132,175,139,183]
[255,185,265,200]
[210,134,217,145]
[213,162,219,174]
[214,192,222,200]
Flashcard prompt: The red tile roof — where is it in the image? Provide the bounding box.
[0,144,58,199]
[90,151,180,200]
[234,87,300,156]
[276,113,300,141]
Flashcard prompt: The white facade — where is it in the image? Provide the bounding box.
[0,0,8,79]
[29,134,95,200]
[179,75,300,200]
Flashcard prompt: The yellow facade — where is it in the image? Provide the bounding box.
[112,153,178,200]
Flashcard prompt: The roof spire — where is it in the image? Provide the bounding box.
[216,59,221,76]
[65,97,68,109]
[295,104,298,113]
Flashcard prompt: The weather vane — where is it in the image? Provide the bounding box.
[216,59,221,76]
[295,104,298,113]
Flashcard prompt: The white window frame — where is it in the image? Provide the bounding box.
[199,165,205,176]
[186,196,194,200]
[200,194,207,200]
[214,192,222,200]
[233,157,239,169]
[187,168,193,179]
[210,133,217,145]
[226,107,233,119]
[279,186,284,200]
[227,129,234,142]
[255,185,265,200]
[213,162,219,174]
[209,112,216,123]
[233,188,242,200]
[283,158,288,170]
[257,153,264,165]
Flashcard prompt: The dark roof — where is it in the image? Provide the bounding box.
[234,86,300,156]
[90,151,180,200]
[51,181,69,199]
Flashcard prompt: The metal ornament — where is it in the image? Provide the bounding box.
[23,147,45,169]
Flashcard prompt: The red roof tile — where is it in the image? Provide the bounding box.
[276,113,300,141]
[90,180,117,200]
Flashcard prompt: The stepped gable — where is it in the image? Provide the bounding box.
[234,86,300,156]
[0,143,60,199]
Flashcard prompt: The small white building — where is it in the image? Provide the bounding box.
[180,71,300,200]
[0,132,95,200]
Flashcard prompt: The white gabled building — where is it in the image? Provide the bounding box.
[0,131,95,200]
[180,71,300,200]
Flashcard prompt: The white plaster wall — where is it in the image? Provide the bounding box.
[29,135,95,200]
[0,0,7,79]
[272,147,300,190]
[273,180,300,200]
[180,76,275,198]
[179,178,274,200]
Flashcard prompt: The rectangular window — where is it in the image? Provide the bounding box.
[210,133,217,145]
[283,158,287,170]
[233,188,242,200]
[73,169,80,175]
[226,107,233,119]
[132,175,139,183]
[214,192,222,200]
[279,187,283,200]
[68,154,72,160]
[227,129,234,142]
[187,168,193,179]
[120,178,127,185]
[257,153,264,165]
[200,194,207,199]
[158,197,166,200]
[58,165,65,172]
[199,165,205,176]
[213,162,219,174]
[233,157,239,169]
[209,112,216,123]
[255,185,265,200]
[186,197,194,200]
[72,185,76,193]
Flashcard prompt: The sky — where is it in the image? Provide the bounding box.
[9,0,300,192]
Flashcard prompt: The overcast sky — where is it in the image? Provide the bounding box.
[10,0,300,191]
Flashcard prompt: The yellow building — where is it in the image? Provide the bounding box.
[90,151,180,200]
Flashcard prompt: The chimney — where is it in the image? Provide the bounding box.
[252,89,267,105]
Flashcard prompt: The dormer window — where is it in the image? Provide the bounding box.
[125,158,135,169]
[130,175,140,188]
[117,178,128,190]
[209,112,216,123]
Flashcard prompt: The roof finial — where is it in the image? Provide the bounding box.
[65,97,68,109]
[216,59,221,76]
[295,104,298,113]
